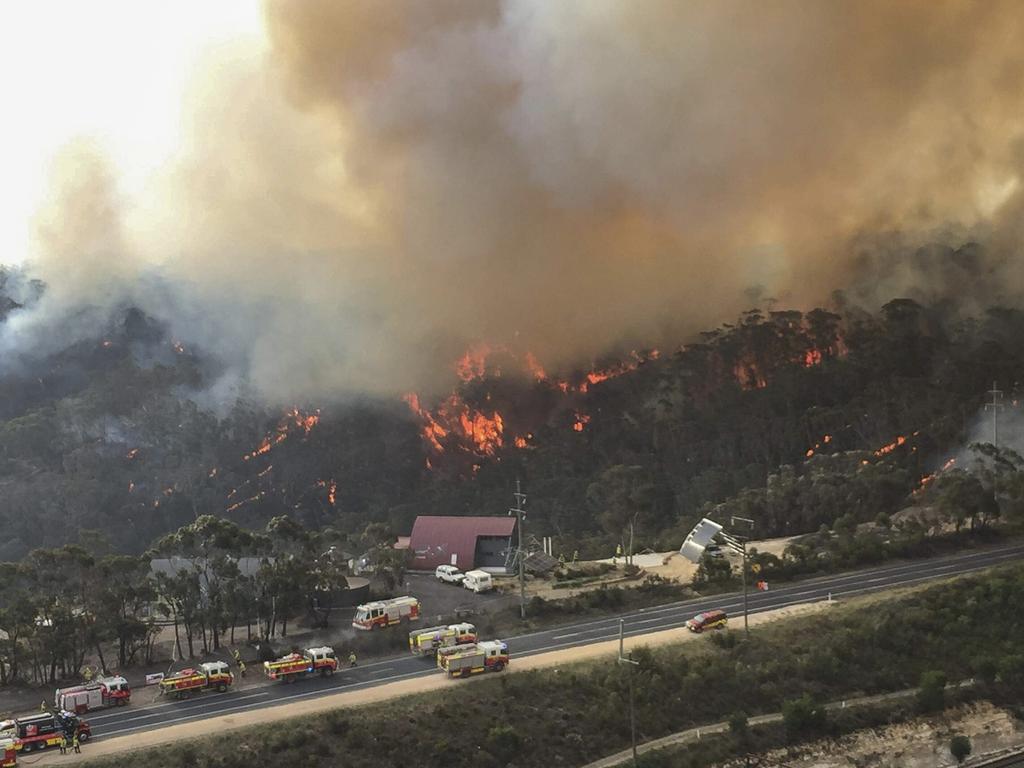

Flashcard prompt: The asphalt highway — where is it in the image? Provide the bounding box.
[80,541,1024,742]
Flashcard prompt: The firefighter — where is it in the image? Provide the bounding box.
[238,660,247,678]
[59,733,67,755]
[614,543,623,565]
[232,649,241,664]
[349,651,357,668]
[40,700,47,712]
[72,732,81,754]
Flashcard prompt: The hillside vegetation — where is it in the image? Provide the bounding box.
[1,253,1024,563]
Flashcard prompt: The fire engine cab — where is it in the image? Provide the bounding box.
[264,647,338,681]
[1,738,16,767]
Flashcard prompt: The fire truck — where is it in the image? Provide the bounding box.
[263,647,338,682]
[409,623,477,656]
[1,738,14,766]
[55,675,131,712]
[352,596,420,630]
[436,640,509,678]
[158,661,234,698]
[0,711,91,753]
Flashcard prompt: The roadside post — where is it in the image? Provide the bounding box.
[618,618,640,766]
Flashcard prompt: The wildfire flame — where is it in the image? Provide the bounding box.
[172,341,185,354]
[524,353,546,381]
[805,433,833,458]
[803,348,823,367]
[874,435,908,457]
[226,491,265,513]
[242,408,320,460]
[456,343,493,381]
[125,448,138,460]
[573,413,591,432]
[916,457,957,493]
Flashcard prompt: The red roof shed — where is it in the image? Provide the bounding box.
[409,516,517,571]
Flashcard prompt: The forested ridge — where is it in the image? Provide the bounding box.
[2,259,1024,562]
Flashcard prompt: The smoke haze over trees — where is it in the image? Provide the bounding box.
[8,0,1024,401]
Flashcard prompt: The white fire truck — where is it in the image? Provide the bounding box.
[54,676,131,713]
[352,596,420,630]
[408,623,476,656]
[264,647,338,682]
[436,640,509,678]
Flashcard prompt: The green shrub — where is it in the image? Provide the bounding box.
[782,694,827,740]
[916,670,947,712]
[485,724,522,761]
[950,734,972,764]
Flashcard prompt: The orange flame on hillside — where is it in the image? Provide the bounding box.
[243,408,321,460]
[226,491,265,513]
[874,435,907,457]
[524,352,546,381]
[805,433,833,459]
[456,343,492,381]
[404,393,505,455]
[803,348,823,367]
[573,413,591,432]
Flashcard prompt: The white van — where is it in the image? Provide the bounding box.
[462,570,493,593]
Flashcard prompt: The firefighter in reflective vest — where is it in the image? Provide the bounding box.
[73,733,81,753]
[349,651,357,668]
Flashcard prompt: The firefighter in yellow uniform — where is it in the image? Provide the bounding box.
[349,651,357,668]
[40,700,47,712]
[59,734,67,755]
[238,660,247,678]
[73,733,81,754]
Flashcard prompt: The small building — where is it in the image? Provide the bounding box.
[408,516,516,573]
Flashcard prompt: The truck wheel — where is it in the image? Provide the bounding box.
[79,732,90,743]
[217,683,227,692]
[492,662,505,672]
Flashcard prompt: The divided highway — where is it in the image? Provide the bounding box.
[82,542,1024,742]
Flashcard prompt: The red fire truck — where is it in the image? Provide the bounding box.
[1,738,16,766]
[55,675,131,712]
[0,711,91,753]
[409,623,477,656]
[263,647,338,682]
[436,640,509,678]
[158,661,234,699]
[352,596,420,630]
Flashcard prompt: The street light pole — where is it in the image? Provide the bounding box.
[618,618,639,766]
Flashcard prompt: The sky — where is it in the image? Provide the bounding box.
[0,0,265,266]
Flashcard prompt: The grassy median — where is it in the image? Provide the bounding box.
[84,564,1024,768]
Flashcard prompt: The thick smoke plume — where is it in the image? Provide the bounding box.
[13,0,1024,402]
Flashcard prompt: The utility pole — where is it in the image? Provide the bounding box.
[722,516,755,638]
[618,618,639,766]
[986,382,1004,448]
[510,480,527,619]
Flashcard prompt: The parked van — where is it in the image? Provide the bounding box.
[462,570,493,593]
